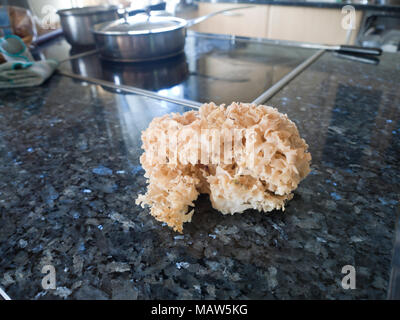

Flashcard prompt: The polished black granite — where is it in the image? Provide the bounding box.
[0,39,399,299]
[268,51,400,299]
[197,0,400,12]
[35,34,316,105]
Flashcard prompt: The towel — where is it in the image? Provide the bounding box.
[0,34,58,88]
[0,59,58,88]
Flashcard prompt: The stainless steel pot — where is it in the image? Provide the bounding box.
[91,6,252,62]
[57,5,119,46]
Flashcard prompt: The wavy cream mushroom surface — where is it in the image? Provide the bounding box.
[136,102,311,233]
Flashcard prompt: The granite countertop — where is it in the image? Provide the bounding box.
[196,0,400,12]
[0,36,399,299]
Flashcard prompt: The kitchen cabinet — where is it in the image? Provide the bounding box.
[193,2,364,45]
[192,4,270,38]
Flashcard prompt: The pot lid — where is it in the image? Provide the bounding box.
[57,5,118,16]
[92,15,186,35]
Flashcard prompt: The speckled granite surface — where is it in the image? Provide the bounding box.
[0,47,399,299]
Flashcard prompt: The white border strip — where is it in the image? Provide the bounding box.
[0,286,11,300]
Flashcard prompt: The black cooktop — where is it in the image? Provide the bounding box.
[35,32,317,105]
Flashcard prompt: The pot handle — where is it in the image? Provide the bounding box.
[185,5,254,28]
[118,2,167,20]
